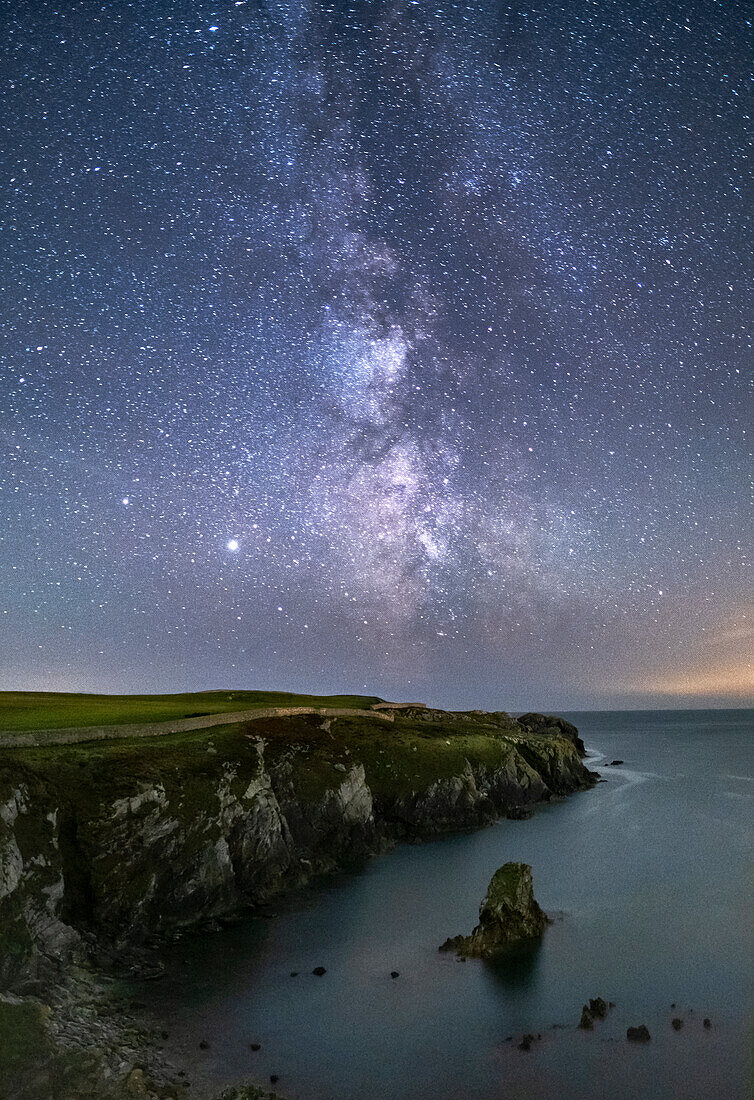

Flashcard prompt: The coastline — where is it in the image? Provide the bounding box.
[0,703,595,1099]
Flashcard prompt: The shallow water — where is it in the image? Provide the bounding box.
[136,709,754,1099]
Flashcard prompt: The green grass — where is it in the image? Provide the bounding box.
[0,689,384,733]
[0,711,532,821]
[0,999,52,1077]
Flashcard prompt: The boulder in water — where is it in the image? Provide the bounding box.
[439,863,548,958]
[589,997,608,1019]
[627,1025,651,1042]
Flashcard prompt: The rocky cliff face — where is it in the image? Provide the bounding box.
[517,712,586,756]
[440,862,548,957]
[0,712,594,990]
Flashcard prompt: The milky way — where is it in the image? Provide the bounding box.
[1,0,751,708]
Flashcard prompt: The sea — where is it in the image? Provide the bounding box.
[134,708,754,1099]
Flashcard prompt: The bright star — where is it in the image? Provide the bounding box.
[226,539,239,551]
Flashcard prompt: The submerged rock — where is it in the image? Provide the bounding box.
[439,863,548,958]
[627,1025,651,1042]
[579,997,609,1029]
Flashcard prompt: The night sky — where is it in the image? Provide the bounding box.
[1,1,751,710]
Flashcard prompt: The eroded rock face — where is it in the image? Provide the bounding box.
[0,714,591,987]
[80,754,295,938]
[439,862,548,958]
[517,713,586,756]
[0,781,81,988]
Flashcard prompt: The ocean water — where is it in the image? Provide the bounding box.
[136,709,754,1099]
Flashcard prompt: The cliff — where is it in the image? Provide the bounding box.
[0,702,594,1097]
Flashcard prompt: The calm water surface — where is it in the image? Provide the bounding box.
[137,709,753,1099]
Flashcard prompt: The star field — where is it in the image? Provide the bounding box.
[1,0,751,708]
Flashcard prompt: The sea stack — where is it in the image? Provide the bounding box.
[440,862,548,958]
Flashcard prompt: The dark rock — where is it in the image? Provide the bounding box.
[439,935,467,953]
[610,760,624,766]
[517,713,586,755]
[0,700,594,1000]
[627,1025,651,1042]
[518,1033,537,1051]
[250,1042,261,1051]
[439,863,548,958]
[312,966,327,976]
[160,1030,169,1040]
[390,971,399,978]
[578,1006,594,1030]
[589,997,608,1019]
[199,1040,210,1050]
[505,806,534,820]
[672,1018,683,1030]
[270,1075,279,1084]
[703,1018,711,1029]
[290,971,298,977]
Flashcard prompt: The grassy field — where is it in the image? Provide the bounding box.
[0,689,384,732]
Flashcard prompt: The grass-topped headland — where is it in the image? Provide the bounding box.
[0,693,594,971]
[0,691,595,1099]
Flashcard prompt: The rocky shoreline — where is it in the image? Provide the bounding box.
[0,705,596,1098]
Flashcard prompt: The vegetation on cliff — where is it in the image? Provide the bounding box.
[439,862,548,957]
[0,691,594,1099]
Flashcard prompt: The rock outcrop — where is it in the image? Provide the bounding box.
[627,1024,651,1042]
[0,710,593,988]
[0,704,593,1099]
[439,862,548,957]
[517,713,586,756]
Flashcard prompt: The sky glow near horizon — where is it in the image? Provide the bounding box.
[1,0,751,710]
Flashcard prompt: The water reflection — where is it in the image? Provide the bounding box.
[484,937,543,991]
[132,710,753,1100]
